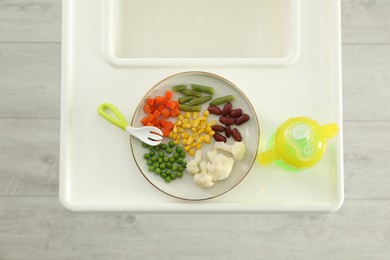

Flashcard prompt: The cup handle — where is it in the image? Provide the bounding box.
[258,148,277,166]
[321,123,339,140]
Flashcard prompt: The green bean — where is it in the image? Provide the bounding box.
[179,96,193,104]
[189,96,213,106]
[181,89,203,97]
[178,104,201,112]
[191,84,215,95]
[172,84,187,92]
[209,95,235,106]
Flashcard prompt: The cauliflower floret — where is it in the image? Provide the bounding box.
[214,141,246,160]
[206,150,234,181]
[186,150,202,174]
[194,161,214,188]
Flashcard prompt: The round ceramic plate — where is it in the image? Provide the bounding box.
[130,71,259,200]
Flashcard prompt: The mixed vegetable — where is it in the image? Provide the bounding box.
[139,83,251,188]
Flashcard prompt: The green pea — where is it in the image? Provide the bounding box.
[177,172,183,178]
[149,146,154,151]
[154,146,160,151]
[173,152,179,159]
[180,152,186,158]
[182,161,187,167]
[144,153,150,159]
[165,169,171,175]
[178,166,185,172]
[147,160,153,166]
[148,166,155,172]
[164,176,171,183]
[158,151,164,158]
[161,172,167,178]
[160,144,167,150]
[158,158,163,163]
[169,157,175,163]
[166,163,172,169]
[177,158,184,165]
[142,142,149,148]
[149,151,155,156]
[151,156,157,161]
[172,165,178,171]
[168,141,175,148]
[160,163,166,170]
[163,156,169,162]
[166,148,173,154]
[155,168,162,175]
[170,173,177,180]
[153,162,159,168]
[175,146,183,153]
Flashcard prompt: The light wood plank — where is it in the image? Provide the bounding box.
[344,121,390,200]
[0,43,60,119]
[0,197,389,259]
[0,0,61,42]
[342,0,390,44]
[0,119,59,196]
[343,45,390,121]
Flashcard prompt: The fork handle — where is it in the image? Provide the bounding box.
[98,103,129,131]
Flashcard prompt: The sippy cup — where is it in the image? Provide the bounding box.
[258,117,339,171]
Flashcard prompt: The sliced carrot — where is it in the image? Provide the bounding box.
[144,104,152,114]
[146,98,155,106]
[146,122,154,126]
[150,118,159,126]
[155,96,164,105]
[161,127,170,137]
[157,105,166,112]
[147,114,154,121]
[160,117,168,127]
[152,109,161,119]
[170,108,180,117]
[161,108,170,118]
[149,105,157,113]
[165,90,173,100]
[141,116,149,126]
[165,121,174,131]
[166,100,177,110]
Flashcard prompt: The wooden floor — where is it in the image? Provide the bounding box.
[1,0,390,259]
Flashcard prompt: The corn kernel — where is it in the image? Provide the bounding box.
[187,137,194,145]
[197,136,205,143]
[189,119,195,127]
[192,112,199,119]
[176,120,182,127]
[209,131,215,136]
[191,127,197,133]
[182,123,190,129]
[205,135,211,143]
[175,135,181,140]
[173,126,178,133]
[185,111,191,118]
[168,132,174,138]
[196,144,202,149]
[189,149,196,156]
[193,119,200,127]
[184,145,191,151]
[192,133,199,139]
[203,110,210,116]
[178,127,185,133]
[205,126,212,133]
[199,116,207,121]
[182,139,188,145]
[182,119,189,124]
[207,122,214,127]
[191,142,197,147]
[181,132,189,139]
[174,140,180,145]
[200,122,207,128]
[197,128,205,135]
[178,114,184,120]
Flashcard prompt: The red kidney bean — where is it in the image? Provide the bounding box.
[214,133,227,142]
[232,128,242,142]
[235,114,250,125]
[208,106,222,115]
[222,102,232,116]
[229,108,242,118]
[211,125,225,132]
[219,116,235,125]
[225,125,232,137]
